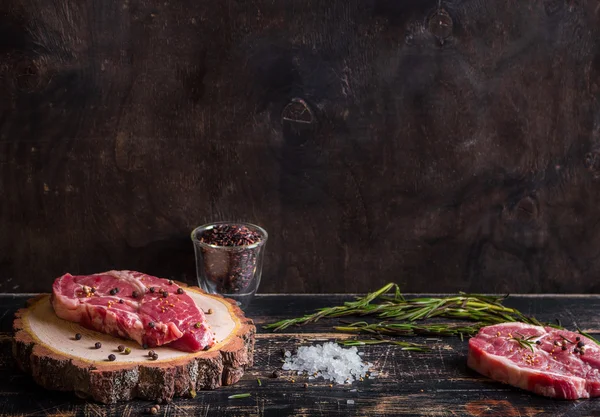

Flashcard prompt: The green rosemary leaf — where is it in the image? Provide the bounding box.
[228,393,251,399]
[577,328,600,346]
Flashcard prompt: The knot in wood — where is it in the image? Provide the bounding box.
[281,98,314,124]
[428,9,453,43]
[514,196,538,220]
[14,59,43,93]
[584,151,600,173]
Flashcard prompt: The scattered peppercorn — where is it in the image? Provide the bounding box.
[177,288,184,294]
[124,347,131,354]
[168,280,174,285]
[535,340,541,345]
[577,341,585,348]
[151,353,158,360]
[90,287,96,293]
[203,345,210,351]
[194,322,201,329]
[117,345,125,352]
[119,299,124,304]
[581,349,586,355]
[574,348,580,354]
[109,288,117,295]
[132,291,139,298]
[162,291,168,298]
[75,333,82,340]
[148,322,155,328]
[207,308,213,315]
[108,354,116,361]
[149,287,155,293]
[95,342,102,349]
[271,370,280,378]
[576,336,581,342]
[562,346,567,351]
[148,350,156,357]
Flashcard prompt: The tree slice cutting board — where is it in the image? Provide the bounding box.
[13,285,255,404]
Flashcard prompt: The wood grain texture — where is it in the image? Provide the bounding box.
[3,293,600,416]
[1,1,600,293]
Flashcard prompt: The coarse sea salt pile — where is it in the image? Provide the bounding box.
[282,342,373,384]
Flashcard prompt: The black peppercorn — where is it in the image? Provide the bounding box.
[271,370,280,378]
[118,299,124,304]
[90,287,96,293]
[576,336,581,342]
[577,341,585,348]
[203,345,210,351]
[117,345,125,352]
[95,342,102,349]
[574,348,580,354]
[177,288,184,294]
[194,322,201,329]
[148,350,155,357]
[168,280,173,285]
[162,291,168,298]
[109,288,117,295]
[148,322,155,328]
[149,287,155,293]
[562,346,567,351]
[75,333,82,340]
[132,291,139,298]
[108,354,116,361]
[535,340,541,345]
[151,353,158,360]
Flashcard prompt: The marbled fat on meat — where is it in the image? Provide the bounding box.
[51,270,214,352]
[468,323,600,399]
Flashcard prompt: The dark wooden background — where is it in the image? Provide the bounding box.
[1,0,599,294]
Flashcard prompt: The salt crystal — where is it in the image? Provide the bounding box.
[281,342,373,385]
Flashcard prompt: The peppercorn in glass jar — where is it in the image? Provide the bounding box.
[191,222,268,309]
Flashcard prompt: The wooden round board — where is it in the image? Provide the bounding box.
[12,285,255,404]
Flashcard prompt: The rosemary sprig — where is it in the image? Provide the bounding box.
[264,283,553,333]
[578,328,600,345]
[335,321,481,338]
[338,339,430,352]
[264,283,398,332]
[509,334,537,353]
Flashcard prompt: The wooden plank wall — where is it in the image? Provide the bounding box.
[0,0,599,293]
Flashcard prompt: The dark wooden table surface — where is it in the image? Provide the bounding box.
[1,293,600,416]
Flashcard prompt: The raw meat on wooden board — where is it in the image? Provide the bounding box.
[51,270,214,352]
[468,322,600,399]
[13,286,256,404]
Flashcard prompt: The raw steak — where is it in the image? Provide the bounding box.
[51,270,215,352]
[468,322,600,399]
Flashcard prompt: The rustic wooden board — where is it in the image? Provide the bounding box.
[12,289,255,404]
[1,1,600,294]
[2,294,600,416]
